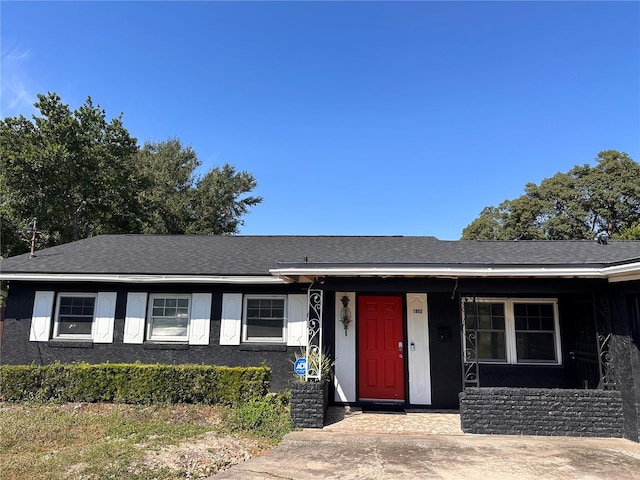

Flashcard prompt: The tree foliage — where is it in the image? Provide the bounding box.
[136,138,200,235]
[1,93,142,255]
[137,138,262,235]
[1,93,262,257]
[461,150,640,240]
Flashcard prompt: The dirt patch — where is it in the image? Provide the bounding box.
[136,431,268,478]
[58,402,271,478]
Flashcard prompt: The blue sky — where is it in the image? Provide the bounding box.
[2,1,639,240]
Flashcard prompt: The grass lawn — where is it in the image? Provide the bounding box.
[0,401,289,480]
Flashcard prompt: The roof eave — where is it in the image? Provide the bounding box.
[0,273,287,284]
[270,263,640,282]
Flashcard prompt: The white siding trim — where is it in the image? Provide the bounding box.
[189,293,212,345]
[93,292,117,343]
[29,291,54,342]
[220,293,242,345]
[123,292,147,344]
[286,294,307,347]
[407,293,431,405]
[334,291,356,403]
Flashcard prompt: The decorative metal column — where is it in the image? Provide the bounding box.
[593,295,616,390]
[462,296,480,388]
[306,282,323,381]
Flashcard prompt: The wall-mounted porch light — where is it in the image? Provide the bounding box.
[339,295,352,336]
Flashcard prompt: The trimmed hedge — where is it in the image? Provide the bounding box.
[0,363,271,405]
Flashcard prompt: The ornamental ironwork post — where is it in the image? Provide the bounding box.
[593,294,616,390]
[306,282,323,381]
[462,296,480,388]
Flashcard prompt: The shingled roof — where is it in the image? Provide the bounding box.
[1,234,640,277]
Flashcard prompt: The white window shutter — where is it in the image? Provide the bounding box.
[189,293,212,345]
[219,293,242,345]
[29,291,54,342]
[123,292,147,344]
[287,294,308,347]
[93,292,117,343]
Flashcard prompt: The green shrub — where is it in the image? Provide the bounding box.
[0,363,270,406]
[225,392,292,443]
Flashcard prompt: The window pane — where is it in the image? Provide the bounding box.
[492,317,505,330]
[477,332,506,361]
[514,303,555,332]
[516,332,556,361]
[514,303,527,317]
[478,315,492,329]
[476,303,490,316]
[464,302,504,330]
[246,318,282,338]
[515,317,527,330]
[272,304,284,318]
[57,316,93,335]
[540,318,555,331]
[539,304,554,318]
[151,317,188,337]
[59,298,73,315]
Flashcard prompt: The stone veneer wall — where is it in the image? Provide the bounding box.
[460,387,624,437]
[290,381,329,428]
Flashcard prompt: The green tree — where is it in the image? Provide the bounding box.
[618,223,640,240]
[461,150,640,240]
[136,138,262,235]
[1,94,263,258]
[1,93,143,255]
[186,164,262,235]
[137,138,199,234]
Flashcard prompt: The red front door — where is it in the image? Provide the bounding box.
[358,296,405,401]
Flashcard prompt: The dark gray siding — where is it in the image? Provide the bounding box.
[427,293,463,408]
[609,281,640,442]
[0,282,309,391]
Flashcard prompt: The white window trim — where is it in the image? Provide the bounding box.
[146,294,192,343]
[53,293,97,340]
[242,295,288,344]
[462,297,562,365]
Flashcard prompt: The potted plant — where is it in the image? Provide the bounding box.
[289,347,334,428]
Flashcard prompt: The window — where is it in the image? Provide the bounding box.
[243,296,286,343]
[463,298,561,364]
[53,294,96,339]
[147,295,191,342]
[464,301,506,362]
[513,302,557,362]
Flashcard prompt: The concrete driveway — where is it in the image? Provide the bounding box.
[212,407,640,480]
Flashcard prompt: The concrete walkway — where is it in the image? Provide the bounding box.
[213,407,640,480]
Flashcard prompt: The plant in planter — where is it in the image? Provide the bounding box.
[289,347,334,428]
[290,347,334,383]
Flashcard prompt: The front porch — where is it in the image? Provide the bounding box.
[297,277,638,440]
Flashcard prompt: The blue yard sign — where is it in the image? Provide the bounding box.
[294,357,308,376]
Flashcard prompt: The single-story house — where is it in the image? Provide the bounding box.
[1,235,639,440]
